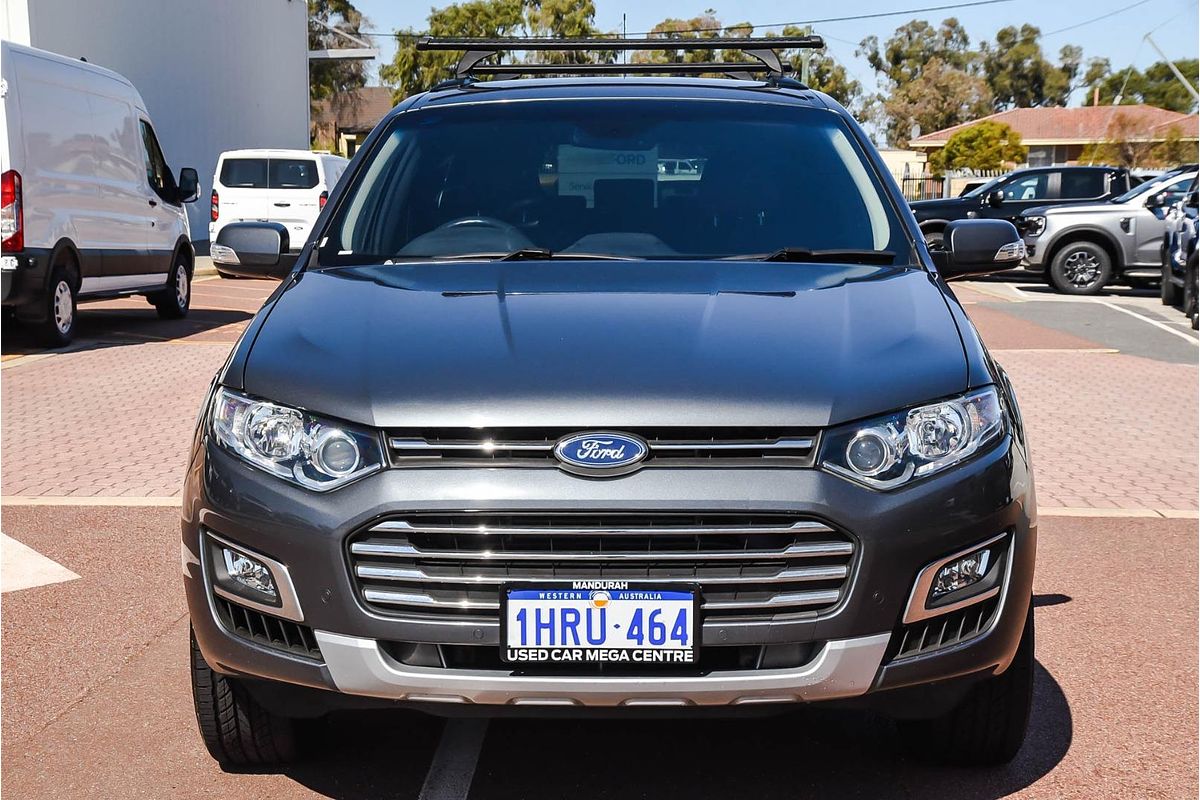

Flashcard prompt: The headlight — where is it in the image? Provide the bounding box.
[1023,216,1045,237]
[210,388,385,491]
[820,387,1005,489]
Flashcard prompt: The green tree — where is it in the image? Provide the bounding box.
[858,18,974,86]
[981,25,1079,109]
[879,57,993,146]
[858,18,986,145]
[1087,59,1199,113]
[929,121,1027,172]
[382,0,526,100]
[309,0,369,111]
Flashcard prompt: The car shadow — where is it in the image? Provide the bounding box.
[972,273,1159,299]
[223,710,445,797]
[1,306,253,356]
[276,659,1071,800]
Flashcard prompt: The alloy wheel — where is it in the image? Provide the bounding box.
[1061,250,1101,288]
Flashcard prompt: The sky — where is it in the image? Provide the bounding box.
[348,0,1199,106]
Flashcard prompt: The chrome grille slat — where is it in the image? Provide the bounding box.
[349,514,854,621]
[369,520,834,536]
[356,563,849,585]
[386,428,819,468]
[351,540,852,560]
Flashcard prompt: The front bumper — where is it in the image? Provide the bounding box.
[316,629,890,707]
[183,432,1036,711]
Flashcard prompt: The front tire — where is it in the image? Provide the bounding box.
[897,605,1034,766]
[1161,248,1181,305]
[152,254,191,319]
[190,628,299,766]
[1049,241,1112,295]
[1184,252,1198,328]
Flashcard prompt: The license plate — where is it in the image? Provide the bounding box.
[501,582,699,665]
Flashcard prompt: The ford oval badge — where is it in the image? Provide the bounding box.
[554,432,648,476]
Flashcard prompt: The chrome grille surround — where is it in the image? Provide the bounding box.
[387,427,819,469]
[348,513,856,624]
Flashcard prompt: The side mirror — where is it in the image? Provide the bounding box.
[177,167,200,203]
[1146,192,1168,208]
[934,219,1025,281]
[211,222,295,279]
[986,190,1005,208]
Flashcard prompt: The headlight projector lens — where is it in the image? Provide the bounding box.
[846,428,897,476]
[311,429,361,477]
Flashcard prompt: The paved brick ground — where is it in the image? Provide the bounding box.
[1,277,1196,513]
[1,278,273,498]
[998,350,1198,511]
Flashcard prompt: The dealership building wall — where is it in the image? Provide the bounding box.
[1,0,310,244]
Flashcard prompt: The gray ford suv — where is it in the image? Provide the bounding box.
[186,36,1036,769]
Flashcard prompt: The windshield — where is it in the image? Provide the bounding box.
[961,175,1005,198]
[1111,173,1188,204]
[319,99,906,264]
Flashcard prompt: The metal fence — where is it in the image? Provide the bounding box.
[894,169,1007,201]
[901,176,946,201]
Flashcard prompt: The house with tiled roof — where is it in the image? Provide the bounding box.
[909,105,1199,167]
[311,86,397,157]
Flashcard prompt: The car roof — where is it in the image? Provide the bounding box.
[218,149,329,159]
[394,77,835,118]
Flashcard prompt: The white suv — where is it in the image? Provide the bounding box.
[209,150,347,265]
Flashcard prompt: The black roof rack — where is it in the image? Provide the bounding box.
[471,62,794,78]
[416,36,824,80]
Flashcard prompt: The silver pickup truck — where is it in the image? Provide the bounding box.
[1021,168,1197,294]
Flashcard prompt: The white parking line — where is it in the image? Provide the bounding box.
[418,719,490,800]
[1099,301,1200,345]
[0,533,80,593]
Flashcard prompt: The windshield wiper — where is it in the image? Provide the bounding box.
[431,249,638,262]
[732,248,897,264]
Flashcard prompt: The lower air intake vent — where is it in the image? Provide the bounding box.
[215,597,322,660]
[888,596,1000,661]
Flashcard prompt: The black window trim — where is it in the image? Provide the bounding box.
[139,118,180,206]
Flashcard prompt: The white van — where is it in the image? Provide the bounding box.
[0,41,200,345]
[209,149,347,265]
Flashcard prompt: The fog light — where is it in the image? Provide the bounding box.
[222,547,277,599]
[931,548,990,599]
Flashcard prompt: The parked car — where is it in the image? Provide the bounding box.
[1021,169,1197,294]
[209,149,348,273]
[0,42,199,345]
[910,165,1137,246]
[1161,189,1198,327]
[189,35,1036,770]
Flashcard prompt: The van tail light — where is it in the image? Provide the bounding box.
[319,190,328,210]
[1,170,23,252]
[210,190,219,222]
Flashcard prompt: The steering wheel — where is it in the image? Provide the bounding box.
[436,216,522,235]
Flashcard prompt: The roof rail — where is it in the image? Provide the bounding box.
[416,36,824,80]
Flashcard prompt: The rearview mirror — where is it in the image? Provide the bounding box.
[211,222,295,279]
[177,167,200,203]
[934,219,1025,281]
[986,190,1004,208]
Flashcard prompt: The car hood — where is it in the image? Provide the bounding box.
[909,197,970,217]
[242,261,969,429]
[1026,200,1121,217]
